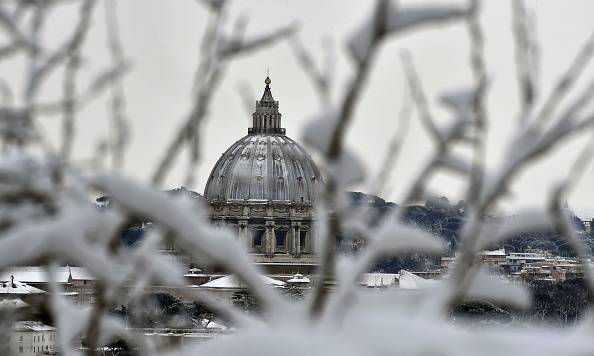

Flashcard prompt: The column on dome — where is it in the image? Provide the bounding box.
[289,222,296,255]
[238,219,248,249]
[265,221,275,255]
[292,222,301,257]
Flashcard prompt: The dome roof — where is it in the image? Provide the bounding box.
[204,77,323,203]
[204,134,323,203]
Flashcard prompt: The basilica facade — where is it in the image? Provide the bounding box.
[203,77,324,274]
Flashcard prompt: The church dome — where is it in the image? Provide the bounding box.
[204,77,323,203]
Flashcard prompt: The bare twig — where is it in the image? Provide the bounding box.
[373,86,412,196]
[236,81,254,117]
[401,51,442,143]
[27,0,96,102]
[151,4,296,186]
[466,0,487,205]
[290,35,333,102]
[104,0,130,169]
[533,30,594,128]
[0,79,13,106]
[511,0,537,123]
[309,0,391,319]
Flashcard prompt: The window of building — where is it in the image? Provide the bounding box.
[300,231,307,248]
[19,346,22,353]
[276,230,286,247]
[19,336,23,341]
[253,230,264,247]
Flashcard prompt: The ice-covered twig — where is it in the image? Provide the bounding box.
[92,175,291,316]
[309,0,471,318]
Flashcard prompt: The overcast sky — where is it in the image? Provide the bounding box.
[4,0,594,217]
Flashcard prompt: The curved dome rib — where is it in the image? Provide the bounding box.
[205,76,323,204]
[204,134,323,203]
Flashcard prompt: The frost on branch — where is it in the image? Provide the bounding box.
[4,0,594,355]
[348,1,471,63]
[464,269,532,309]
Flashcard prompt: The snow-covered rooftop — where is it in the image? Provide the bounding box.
[69,266,95,281]
[203,319,228,330]
[0,266,70,284]
[398,270,439,290]
[0,266,95,284]
[360,273,398,288]
[0,278,46,294]
[0,298,29,309]
[287,273,310,284]
[200,274,285,289]
[480,248,506,256]
[13,321,56,332]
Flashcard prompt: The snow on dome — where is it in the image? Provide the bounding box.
[200,274,285,289]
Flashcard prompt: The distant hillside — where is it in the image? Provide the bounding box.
[345,192,594,273]
[105,189,594,266]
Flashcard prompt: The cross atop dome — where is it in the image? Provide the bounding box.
[248,76,285,135]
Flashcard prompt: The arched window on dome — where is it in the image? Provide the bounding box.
[275,230,287,253]
[252,229,265,253]
[300,230,307,251]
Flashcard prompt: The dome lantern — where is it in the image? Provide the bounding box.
[248,76,285,135]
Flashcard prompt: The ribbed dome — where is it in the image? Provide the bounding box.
[205,77,323,203]
[204,134,323,203]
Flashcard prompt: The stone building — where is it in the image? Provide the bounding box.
[203,77,324,275]
[9,321,57,356]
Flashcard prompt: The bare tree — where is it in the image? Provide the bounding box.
[1,0,594,355]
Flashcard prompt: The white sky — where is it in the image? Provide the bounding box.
[3,0,594,217]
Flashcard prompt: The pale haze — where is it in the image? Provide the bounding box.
[4,0,594,216]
